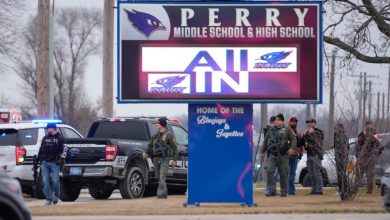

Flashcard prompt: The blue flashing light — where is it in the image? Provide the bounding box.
[1,133,5,137]
[256,164,261,169]
[32,119,62,124]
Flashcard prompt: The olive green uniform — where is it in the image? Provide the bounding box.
[261,124,297,195]
[146,130,178,197]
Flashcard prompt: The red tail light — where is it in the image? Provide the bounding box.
[16,146,26,164]
[168,119,182,125]
[105,145,118,161]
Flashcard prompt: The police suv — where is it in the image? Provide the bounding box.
[0,120,83,198]
[61,117,188,201]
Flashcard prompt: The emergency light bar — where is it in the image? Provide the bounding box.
[32,119,62,124]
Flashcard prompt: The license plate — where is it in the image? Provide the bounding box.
[70,167,82,175]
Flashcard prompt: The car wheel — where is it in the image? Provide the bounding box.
[0,199,25,220]
[302,173,312,187]
[88,184,114,200]
[119,167,145,199]
[60,180,81,202]
[385,202,390,212]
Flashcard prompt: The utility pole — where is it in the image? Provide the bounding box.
[328,49,337,146]
[347,72,364,135]
[368,80,372,121]
[48,0,55,117]
[37,0,50,117]
[358,72,363,130]
[382,92,385,132]
[306,104,311,120]
[387,66,390,132]
[102,0,114,118]
[362,72,367,129]
[348,72,379,132]
[313,104,317,119]
[377,91,380,125]
[260,104,268,130]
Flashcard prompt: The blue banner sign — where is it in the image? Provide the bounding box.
[187,104,254,206]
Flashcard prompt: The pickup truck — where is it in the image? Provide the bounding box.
[61,117,188,201]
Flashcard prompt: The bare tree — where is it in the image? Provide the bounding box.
[323,0,390,64]
[12,16,39,112]
[53,8,102,125]
[328,82,386,200]
[12,7,102,132]
[0,0,25,73]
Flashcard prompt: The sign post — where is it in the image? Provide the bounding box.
[186,104,254,207]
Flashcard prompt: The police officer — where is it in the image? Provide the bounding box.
[263,116,276,138]
[287,116,304,195]
[143,117,178,199]
[260,116,276,195]
[303,118,324,195]
[37,123,66,206]
[356,121,383,194]
[261,114,296,197]
[260,116,276,161]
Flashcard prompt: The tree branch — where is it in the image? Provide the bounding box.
[323,35,390,63]
[362,0,390,37]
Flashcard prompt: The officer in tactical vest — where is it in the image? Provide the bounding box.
[37,123,66,206]
[261,113,296,197]
[143,117,178,199]
[303,118,325,195]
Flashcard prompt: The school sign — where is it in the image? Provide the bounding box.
[117,1,322,103]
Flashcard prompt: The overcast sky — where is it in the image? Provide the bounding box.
[0,0,389,120]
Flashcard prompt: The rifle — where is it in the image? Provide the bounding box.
[32,155,40,198]
[154,141,168,158]
[267,129,290,164]
[268,142,282,164]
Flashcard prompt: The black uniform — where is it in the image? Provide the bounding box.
[303,127,324,194]
[38,132,65,162]
[38,130,66,205]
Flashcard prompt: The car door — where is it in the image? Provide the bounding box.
[0,129,18,172]
[168,125,188,182]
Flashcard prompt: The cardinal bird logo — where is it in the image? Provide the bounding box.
[153,75,187,89]
[124,9,166,38]
[254,51,293,69]
[258,51,292,63]
[149,75,189,94]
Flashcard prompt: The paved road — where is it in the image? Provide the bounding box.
[33,214,390,220]
[26,190,123,207]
